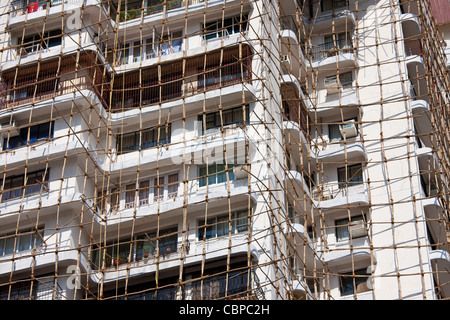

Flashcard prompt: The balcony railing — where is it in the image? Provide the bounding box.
[1,74,102,110]
[111,45,252,112]
[309,39,353,62]
[0,279,63,300]
[0,52,110,111]
[92,238,179,269]
[404,38,423,57]
[120,271,249,300]
[117,0,183,22]
[0,45,251,113]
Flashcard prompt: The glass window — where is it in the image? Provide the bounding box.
[328,123,342,142]
[3,121,54,151]
[4,236,15,255]
[216,215,229,238]
[199,163,236,187]
[198,211,249,240]
[153,177,164,201]
[119,43,130,65]
[139,180,150,206]
[125,183,135,207]
[321,0,348,12]
[0,228,43,256]
[202,14,249,40]
[133,41,141,62]
[336,215,366,242]
[234,210,249,233]
[338,164,363,188]
[145,38,157,59]
[339,268,371,296]
[117,124,171,155]
[167,174,178,198]
[199,106,249,134]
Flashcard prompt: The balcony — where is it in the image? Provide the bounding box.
[400,13,421,39]
[306,3,356,34]
[281,83,310,137]
[8,0,114,30]
[0,52,109,112]
[410,99,433,147]
[0,45,253,119]
[317,141,366,163]
[100,269,252,300]
[284,222,322,272]
[308,38,356,69]
[110,44,252,113]
[422,197,447,251]
[312,90,359,117]
[404,38,423,58]
[313,182,369,210]
[416,147,446,198]
[429,249,450,299]
[280,15,300,44]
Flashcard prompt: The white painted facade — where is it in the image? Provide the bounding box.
[0,0,447,300]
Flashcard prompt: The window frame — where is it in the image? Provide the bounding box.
[1,169,49,202]
[337,163,363,189]
[0,226,44,257]
[3,121,54,151]
[197,210,249,241]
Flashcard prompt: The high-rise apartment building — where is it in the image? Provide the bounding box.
[0,0,447,300]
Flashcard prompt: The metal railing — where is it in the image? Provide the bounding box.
[118,0,183,22]
[111,58,251,112]
[404,38,423,57]
[309,38,353,62]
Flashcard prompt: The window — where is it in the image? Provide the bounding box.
[328,117,357,142]
[139,180,150,206]
[198,210,249,240]
[167,173,178,199]
[339,268,371,296]
[93,226,178,268]
[0,227,44,256]
[321,0,348,12]
[325,72,353,90]
[199,163,236,187]
[337,164,363,188]
[1,169,49,201]
[335,214,367,242]
[110,187,120,213]
[116,124,171,154]
[0,275,60,300]
[3,121,54,151]
[159,31,182,56]
[118,43,130,65]
[153,176,165,202]
[19,29,62,55]
[105,174,179,213]
[198,106,249,134]
[118,31,183,65]
[202,14,249,41]
[125,183,136,208]
[323,32,352,53]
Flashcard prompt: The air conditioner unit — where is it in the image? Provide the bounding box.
[339,119,358,138]
[234,164,250,180]
[281,55,290,64]
[349,220,367,238]
[0,121,19,136]
[324,75,340,94]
